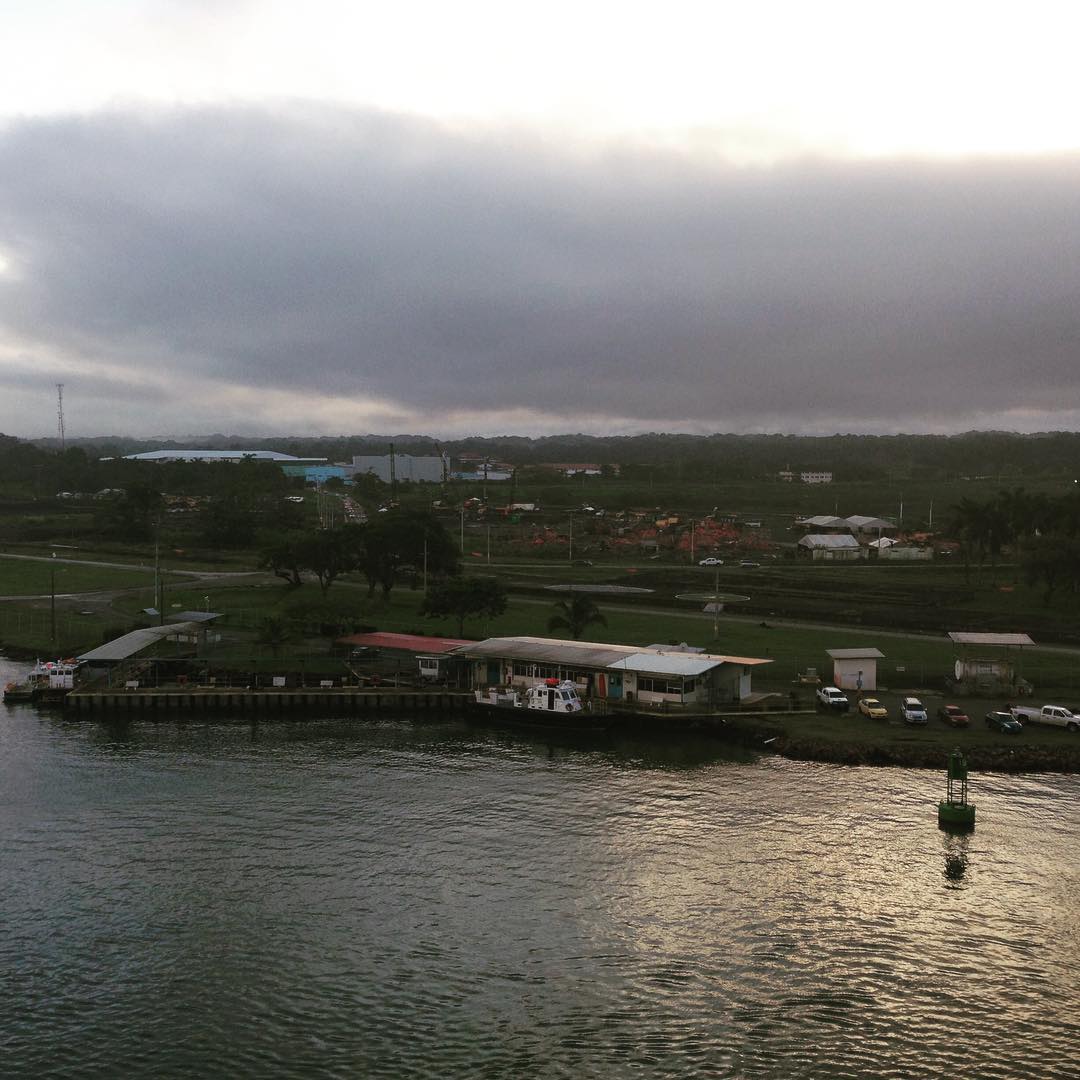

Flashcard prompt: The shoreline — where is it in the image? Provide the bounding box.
[720,718,1080,775]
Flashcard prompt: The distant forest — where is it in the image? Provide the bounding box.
[20,431,1080,484]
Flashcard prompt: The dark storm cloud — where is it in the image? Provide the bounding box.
[2,103,1080,433]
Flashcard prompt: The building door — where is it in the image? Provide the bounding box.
[608,673,622,700]
[487,661,501,685]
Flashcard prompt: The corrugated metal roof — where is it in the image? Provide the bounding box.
[450,636,639,667]
[78,622,204,662]
[450,636,773,670]
[845,515,896,529]
[826,648,886,659]
[798,533,861,548]
[336,632,472,654]
[609,653,724,676]
[948,632,1036,647]
[166,611,222,623]
[799,515,845,527]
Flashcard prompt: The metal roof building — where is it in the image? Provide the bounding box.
[120,450,327,464]
[451,636,771,707]
[797,534,866,560]
[78,622,205,663]
[826,647,886,691]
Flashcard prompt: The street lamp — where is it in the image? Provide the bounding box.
[50,552,57,646]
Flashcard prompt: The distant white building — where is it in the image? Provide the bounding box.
[352,453,447,484]
[778,468,832,484]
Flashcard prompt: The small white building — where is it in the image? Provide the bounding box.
[797,534,865,561]
[826,648,885,691]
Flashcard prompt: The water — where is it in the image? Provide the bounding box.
[2,657,1079,1079]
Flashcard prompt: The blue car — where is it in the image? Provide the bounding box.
[986,711,1022,734]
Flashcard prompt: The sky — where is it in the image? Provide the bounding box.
[3,0,1080,440]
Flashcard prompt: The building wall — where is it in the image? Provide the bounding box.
[833,658,878,691]
[810,546,866,561]
[352,454,446,483]
[879,546,933,561]
[471,657,750,705]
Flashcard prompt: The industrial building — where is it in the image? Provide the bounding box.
[351,453,447,484]
[120,449,327,465]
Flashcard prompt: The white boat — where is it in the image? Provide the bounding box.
[3,658,79,704]
[473,678,585,715]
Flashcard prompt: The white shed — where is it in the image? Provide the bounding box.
[826,647,885,691]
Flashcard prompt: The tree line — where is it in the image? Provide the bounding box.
[950,488,1080,603]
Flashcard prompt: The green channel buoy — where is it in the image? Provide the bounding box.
[938,747,976,830]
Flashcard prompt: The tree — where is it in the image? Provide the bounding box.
[259,531,307,588]
[547,594,607,640]
[296,524,363,594]
[421,576,507,637]
[360,510,457,598]
[255,615,292,659]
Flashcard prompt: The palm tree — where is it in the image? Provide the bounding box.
[547,594,607,640]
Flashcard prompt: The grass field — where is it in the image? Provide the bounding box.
[0,558,169,596]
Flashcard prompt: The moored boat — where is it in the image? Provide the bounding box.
[470,678,604,727]
[3,658,80,705]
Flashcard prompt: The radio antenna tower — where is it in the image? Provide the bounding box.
[56,383,66,451]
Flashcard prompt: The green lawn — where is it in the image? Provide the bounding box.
[0,558,168,595]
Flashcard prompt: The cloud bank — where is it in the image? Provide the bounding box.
[2,104,1079,437]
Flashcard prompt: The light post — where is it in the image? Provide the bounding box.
[50,552,56,647]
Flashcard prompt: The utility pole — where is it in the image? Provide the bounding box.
[568,512,574,563]
[56,384,66,452]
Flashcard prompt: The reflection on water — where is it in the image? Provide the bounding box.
[2,655,1079,1079]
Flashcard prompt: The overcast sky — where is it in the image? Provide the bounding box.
[3,1,1080,439]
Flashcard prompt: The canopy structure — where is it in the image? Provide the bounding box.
[78,622,204,663]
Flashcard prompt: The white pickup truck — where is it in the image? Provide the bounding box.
[816,686,850,712]
[1009,704,1080,731]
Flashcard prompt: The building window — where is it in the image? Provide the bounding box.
[637,676,686,695]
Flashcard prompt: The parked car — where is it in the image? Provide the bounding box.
[816,686,850,711]
[986,710,1023,734]
[938,704,970,728]
[698,557,723,566]
[858,696,889,719]
[739,560,761,568]
[900,696,928,724]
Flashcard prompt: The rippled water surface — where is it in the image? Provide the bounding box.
[2,659,1079,1079]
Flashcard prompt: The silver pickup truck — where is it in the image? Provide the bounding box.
[1009,704,1079,731]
